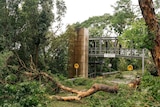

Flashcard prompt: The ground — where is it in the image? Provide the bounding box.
[47,70,148,107]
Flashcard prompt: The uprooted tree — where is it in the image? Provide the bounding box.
[139,0,160,76]
[16,53,118,101]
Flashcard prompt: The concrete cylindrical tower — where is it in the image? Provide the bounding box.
[68,28,89,78]
[75,28,89,77]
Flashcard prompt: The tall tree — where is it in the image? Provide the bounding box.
[0,0,66,69]
[75,13,112,37]
[139,0,160,76]
[119,19,148,49]
[111,0,135,35]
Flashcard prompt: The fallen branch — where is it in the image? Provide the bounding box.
[24,71,118,101]
[128,77,141,89]
[14,51,31,72]
[55,83,118,101]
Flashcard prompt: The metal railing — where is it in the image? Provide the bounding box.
[89,48,148,58]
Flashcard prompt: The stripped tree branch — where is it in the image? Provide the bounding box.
[24,71,118,101]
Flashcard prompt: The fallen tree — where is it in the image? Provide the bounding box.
[24,71,118,101]
[55,83,118,101]
[15,53,118,101]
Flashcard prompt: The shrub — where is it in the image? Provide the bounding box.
[140,73,160,101]
[0,81,48,107]
[117,58,127,71]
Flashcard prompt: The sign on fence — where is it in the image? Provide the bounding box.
[104,53,116,58]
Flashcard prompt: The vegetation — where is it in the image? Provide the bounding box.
[139,0,160,75]
[0,0,160,106]
[47,72,160,107]
[1,65,160,107]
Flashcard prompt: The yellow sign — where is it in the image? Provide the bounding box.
[74,63,79,69]
[127,65,133,71]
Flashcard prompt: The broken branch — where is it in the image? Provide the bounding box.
[24,71,118,101]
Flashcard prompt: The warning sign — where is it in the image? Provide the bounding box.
[74,63,79,69]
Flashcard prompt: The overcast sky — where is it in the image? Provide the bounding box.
[62,0,139,26]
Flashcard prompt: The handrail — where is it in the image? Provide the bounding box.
[89,48,148,58]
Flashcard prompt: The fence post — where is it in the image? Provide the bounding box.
[142,49,145,75]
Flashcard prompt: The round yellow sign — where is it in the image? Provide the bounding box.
[74,63,79,69]
[127,65,133,71]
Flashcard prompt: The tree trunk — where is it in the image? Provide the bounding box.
[55,84,118,101]
[139,0,160,76]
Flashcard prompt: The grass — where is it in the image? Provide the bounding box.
[47,70,160,107]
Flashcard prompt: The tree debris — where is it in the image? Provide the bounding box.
[24,71,118,101]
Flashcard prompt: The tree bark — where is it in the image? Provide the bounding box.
[139,0,160,76]
[55,84,118,101]
[128,78,141,88]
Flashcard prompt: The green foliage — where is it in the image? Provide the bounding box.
[154,0,160,13]
[1,0,160,106]
[62,77,93,88]
[119,20,147,48]
[46,26,73,75]
[0,81,48,107]
[140,73,160,101]
[74,14,112,37]
[73,78,92,86]
[42,71,160,107]
[119,19,155,50]
[115,72,124,79]
[5,74,18,83]
[87,96,103,107]
[107,74,160,107]
[85,72,160,107]
[0,51,14,81]
[117,58,127,71]
[0,51,13,68]
[110,0,135,35]
[118,0,160,51]
[144,31,155,50]
[0,0,67,73]
[55,73,67,81]
[144,58,158,75]
[16,0,56,62]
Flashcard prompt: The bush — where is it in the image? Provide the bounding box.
[117,58,127,71]
[140,73,160,101]
[0,81,48,107]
